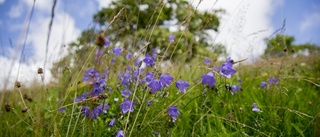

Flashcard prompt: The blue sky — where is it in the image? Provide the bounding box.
[271,0,320,45]
[0,0,319,89]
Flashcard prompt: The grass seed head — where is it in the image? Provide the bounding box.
[15,81,21,88]
[22,107,28,113]
[5,103,11,112]
[37,68,43,74]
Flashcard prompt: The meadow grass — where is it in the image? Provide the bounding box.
[1,1,320,137]
[1,52,319,137]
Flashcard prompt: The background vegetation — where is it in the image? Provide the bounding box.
[1,0,319,136]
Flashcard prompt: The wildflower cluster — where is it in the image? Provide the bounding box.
[66,35,194,136]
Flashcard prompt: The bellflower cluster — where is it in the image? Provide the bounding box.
[91,75,107,96]
[81,103,109,119]
[77,68,108,101]
[120,100,135,114]
[220,57,236,78]
[76,68,110,119]
[201,72,216,88]
[118,71,133,87]
[176,80,190,93]
[83,68,100,84]
[168,106,180,121]
[147,73,174,93]
[268,77,279,84]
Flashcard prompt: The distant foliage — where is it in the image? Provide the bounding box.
[264,34,319,57]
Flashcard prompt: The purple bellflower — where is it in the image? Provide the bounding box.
[134,59,141,67]
[143,54,155,66]
[148,80,162,93]
[153,48,158,56]
[252,103,262,112]
[176,80,190,93]
[74,92,88,102]
[260,81,267,88]
[81,103,109,119]
[111,58,115,63]
[120,100,135,114]
[113,47,122,56]
[168,34,175,42]
[160,73,174,87]
[201,72,216,88]
[168,106,180,121]
[231,85,240,95]
[146,100,154,106]
[121,88,132,98]
[59,107,66,113]
[145,72,155,83]
[220,57,236,78]
[268,77,279,84]
[104,37,110,47]
[109,118,116,127]
[127,53,132,59]
[204,58,210,65]
[116,130,125,137]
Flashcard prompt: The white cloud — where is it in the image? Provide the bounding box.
[1,2,80,90]
[190,0,280,62]
[21,0,51,13]
[95,0,112,10]
[0,0,4,4]
[8,3,24,18]
[300,12,320,32]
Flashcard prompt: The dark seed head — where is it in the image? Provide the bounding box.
[22,107,28,113]
[27,98,33,102]
[98,93,108,100]
[90,96,99,102]
[81,100,86,105]
[95,34,106,48]
[5,103,11,112]
[37,68,43,74]
[15,81,21,88]
[283,48,287,52]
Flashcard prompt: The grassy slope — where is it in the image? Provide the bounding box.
[0,53,319,137]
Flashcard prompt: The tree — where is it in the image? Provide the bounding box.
[264,34,319,57]
[52,0,225,78]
